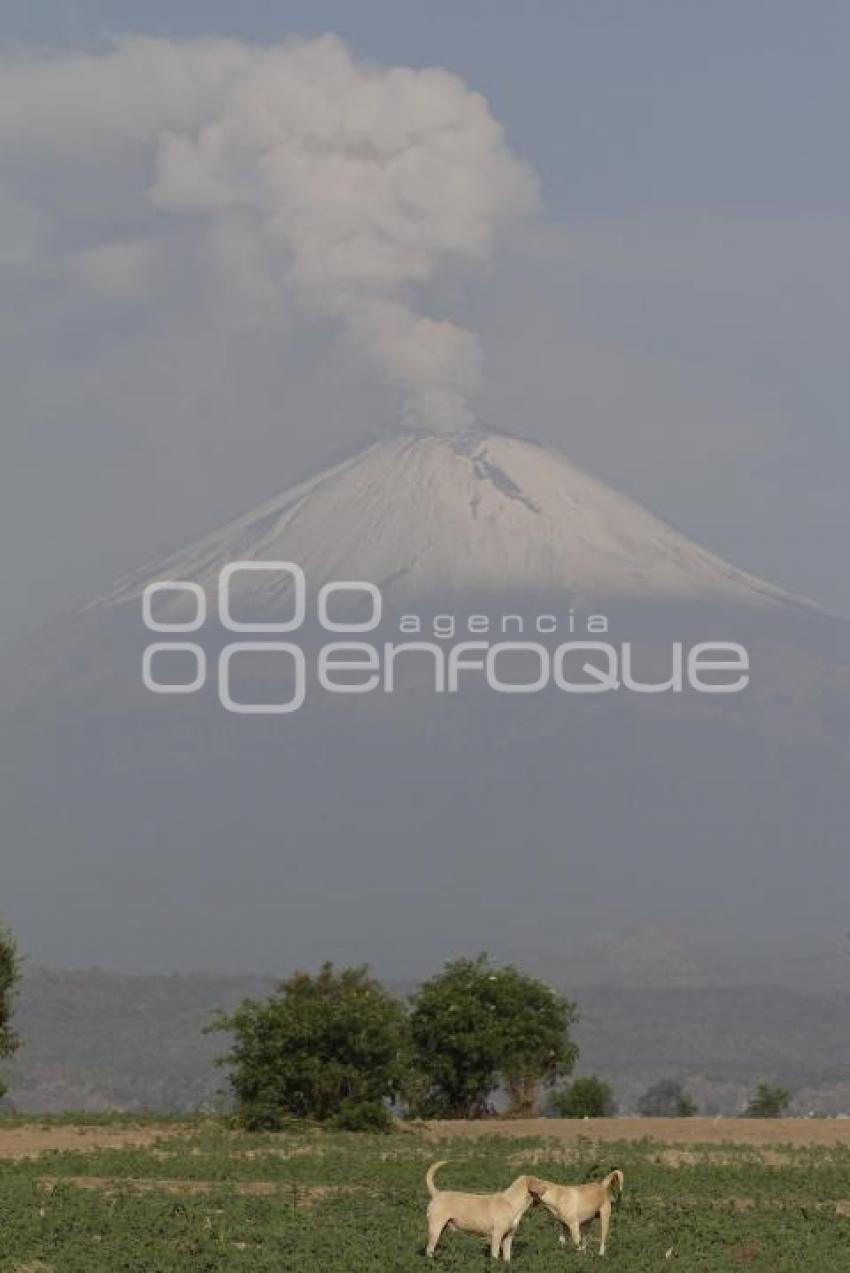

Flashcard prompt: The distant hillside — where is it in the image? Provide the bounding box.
[5,967,277,1114]
[574,984,850,1115]
[4,967,850,1116]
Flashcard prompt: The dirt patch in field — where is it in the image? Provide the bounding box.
[0,1126,179,1160]
[653,1147,792,1167]
[36,1177,362,1206]
[6,1115,850,1160]
[426,1117,850,1147]
[731,1242,762,1266]
[506,1145,792,1169]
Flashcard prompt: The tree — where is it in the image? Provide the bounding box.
[211,963,408,1130]
[744,1081,791,1119]
[0,924,20,1100]
[408,954,578,1118]
[551,1076,617,1119]
[637,1078,697,1118]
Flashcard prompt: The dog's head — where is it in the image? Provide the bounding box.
[525,1175,548,1201]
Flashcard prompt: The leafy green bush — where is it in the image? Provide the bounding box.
[330,1098,394,1132]
[0,921,20,1099]
[637,1078,697,1118]
[551,1075,617,1118]
[745,1081,792,1118]
[211,962,408,1129]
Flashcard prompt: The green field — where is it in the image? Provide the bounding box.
[2,1121,850,1271]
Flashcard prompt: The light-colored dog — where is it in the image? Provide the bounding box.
[425,1159,535,1261]
[526,1169,624,1256]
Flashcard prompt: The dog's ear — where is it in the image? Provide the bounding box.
[526,1176,545,1196]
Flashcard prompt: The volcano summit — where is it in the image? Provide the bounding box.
[102,427,814,618]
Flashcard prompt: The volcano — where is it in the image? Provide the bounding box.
[100,427,813,615]
[3,426,848,975]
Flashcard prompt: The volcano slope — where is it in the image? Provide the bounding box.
[2,427,848,970]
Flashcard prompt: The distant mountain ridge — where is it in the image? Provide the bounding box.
[6,964,850,1118]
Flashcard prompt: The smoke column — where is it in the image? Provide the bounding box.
[147,34,538,432]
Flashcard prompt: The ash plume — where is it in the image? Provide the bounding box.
[145,33,538,433]
[1,34,537,433]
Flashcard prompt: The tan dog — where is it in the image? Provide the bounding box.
[425,1160,535,1261]
[526,1169,624,1256]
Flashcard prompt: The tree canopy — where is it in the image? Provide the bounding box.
[744,1081,791,1119]
[637,1078,696,1118]
[408,954,578,1117]
[212,962,408,1130]
[0,924,20,1100]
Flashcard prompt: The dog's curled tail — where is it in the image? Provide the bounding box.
[426,1160,448,1197]
[603,1169,624,1197]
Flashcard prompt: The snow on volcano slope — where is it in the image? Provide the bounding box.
[101,429,812,612]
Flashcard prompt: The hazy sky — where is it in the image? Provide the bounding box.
[2,1,850,649]
[2,4,850,983]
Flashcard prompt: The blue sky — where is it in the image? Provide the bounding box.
[1,2,849,639]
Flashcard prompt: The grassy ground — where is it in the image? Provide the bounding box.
[2,1119,850,1270]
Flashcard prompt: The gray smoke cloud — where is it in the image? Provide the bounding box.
[0,34,538,434]
[149,35,538,432]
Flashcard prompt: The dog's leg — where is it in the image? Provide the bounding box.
[598,1201,611,1256]
[501,1230,514,1262]
[490,1227,504,1260]
[426,1217,446,1258]
[558,1223,567,1245]
[567,1219,583,1251]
